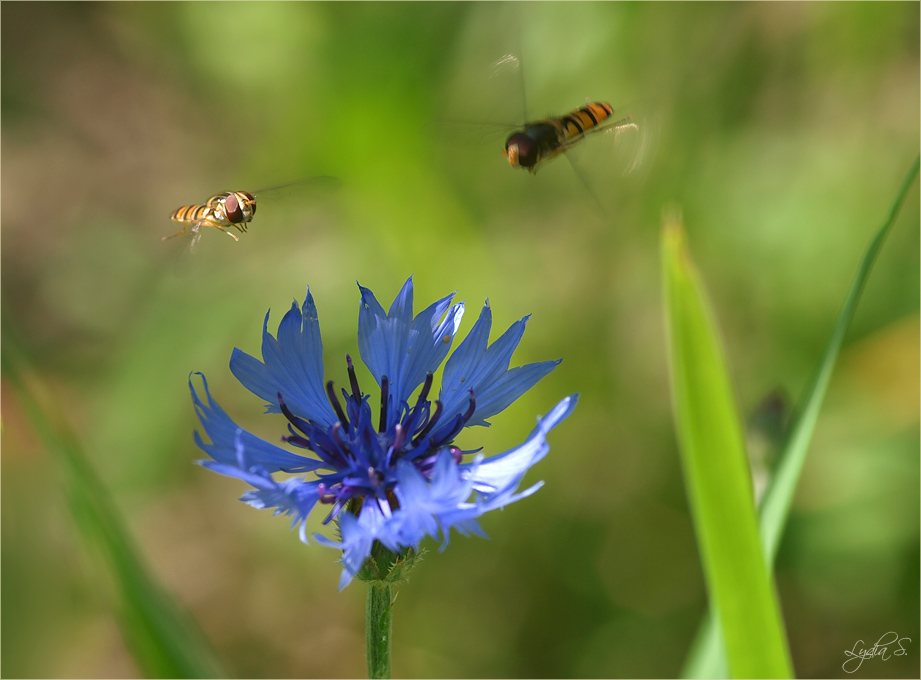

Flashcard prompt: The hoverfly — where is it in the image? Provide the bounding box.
[503,100,639,174]
[163,190,256,244]
[437,52,652,206]
[163,179,332,250]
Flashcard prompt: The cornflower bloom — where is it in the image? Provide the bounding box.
[191,277,577,589]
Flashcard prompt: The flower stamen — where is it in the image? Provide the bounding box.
[278,392,313,437]
[346,354,362,402]
[461,390,477,424]
[413,399,443,445]
[379,376,390,432]
[326,380,350,429]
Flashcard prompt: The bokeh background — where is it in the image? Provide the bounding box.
[2,2,918,678]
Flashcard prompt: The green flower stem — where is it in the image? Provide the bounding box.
[366,582,394,679]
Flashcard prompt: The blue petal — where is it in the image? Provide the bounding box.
[356,282,392,388]
[386,455,469,548]
[241,477,320,543]
[357,277,463,413]
[315,504,387,590]
[389,463,443,547]
[388,275,414,320]
[440,301,561,426]
[229,289,336,427]
[400,297,463,406]
[190,373,325,473]
[201,444,320,545]
[461,394,578,493]
[466,360,561,427]
[435,479,544,548]
[387,450,539,551]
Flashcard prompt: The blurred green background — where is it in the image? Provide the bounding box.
[2,2,918,678]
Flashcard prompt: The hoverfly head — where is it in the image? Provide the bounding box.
[504,132,538,169]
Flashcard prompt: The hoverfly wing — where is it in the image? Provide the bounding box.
[426,118,517,150]
[488,52,528,124]
[435,49,529,144]
[188,225,203,254]
[247,176,339,205]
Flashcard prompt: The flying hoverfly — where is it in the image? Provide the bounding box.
[438,52,652,201]
[503,100,639,174]
[163,178,332,250]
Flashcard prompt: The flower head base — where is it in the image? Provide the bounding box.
[192,277,577,589]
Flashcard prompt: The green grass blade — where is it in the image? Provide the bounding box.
[2,338,225,679]
[662,214,793,679]
[681,155,920,679]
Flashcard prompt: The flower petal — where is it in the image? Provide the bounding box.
[440,301,560,426]
[201,460,320,544]
[230,289,336,427]
[461,394,578,493]
[434,479,544,549]
[315,503,388,590]
[241,477,320,543]
[191,373,325,473]
[358,276,463,414]
[466,360,561,427]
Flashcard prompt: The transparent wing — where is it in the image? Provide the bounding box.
[250,176,339,204]
[435,47,528,136]
[188,225,203,254]
[429,49,533,179]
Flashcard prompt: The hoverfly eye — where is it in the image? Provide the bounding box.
[224,194,243,223]
[241,192,256,216]
[505,133,537,168]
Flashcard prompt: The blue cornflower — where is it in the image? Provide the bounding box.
[191,277,577,589]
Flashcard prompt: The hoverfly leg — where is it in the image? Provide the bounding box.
[219,228,240,242]
[161,224,189,241]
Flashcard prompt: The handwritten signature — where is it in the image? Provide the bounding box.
[843,631,911,673]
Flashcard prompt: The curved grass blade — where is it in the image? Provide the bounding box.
[681,155,920,679]
[2,334,225,679]
[662,213,794,679]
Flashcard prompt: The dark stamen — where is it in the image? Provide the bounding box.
[385,424,406,468]
[413,399,443,444]
[278,392,312,436]
[402,372,435,435]
[461,390,477,423]
[417,372,434,404]
[379,376,390,432]
[346,354,362,401]
[330,422,349,456]
[282,432,312,449]
[326,380,349,428]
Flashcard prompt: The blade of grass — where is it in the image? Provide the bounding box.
[662,212,793,679]
[681,155,920,679]
[2,335,225,679]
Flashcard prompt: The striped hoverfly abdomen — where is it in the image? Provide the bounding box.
[504,101,636,174]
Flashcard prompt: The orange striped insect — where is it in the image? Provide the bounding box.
[503,101,637,174]
[163,179,333,250]
[163,190,257,246]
